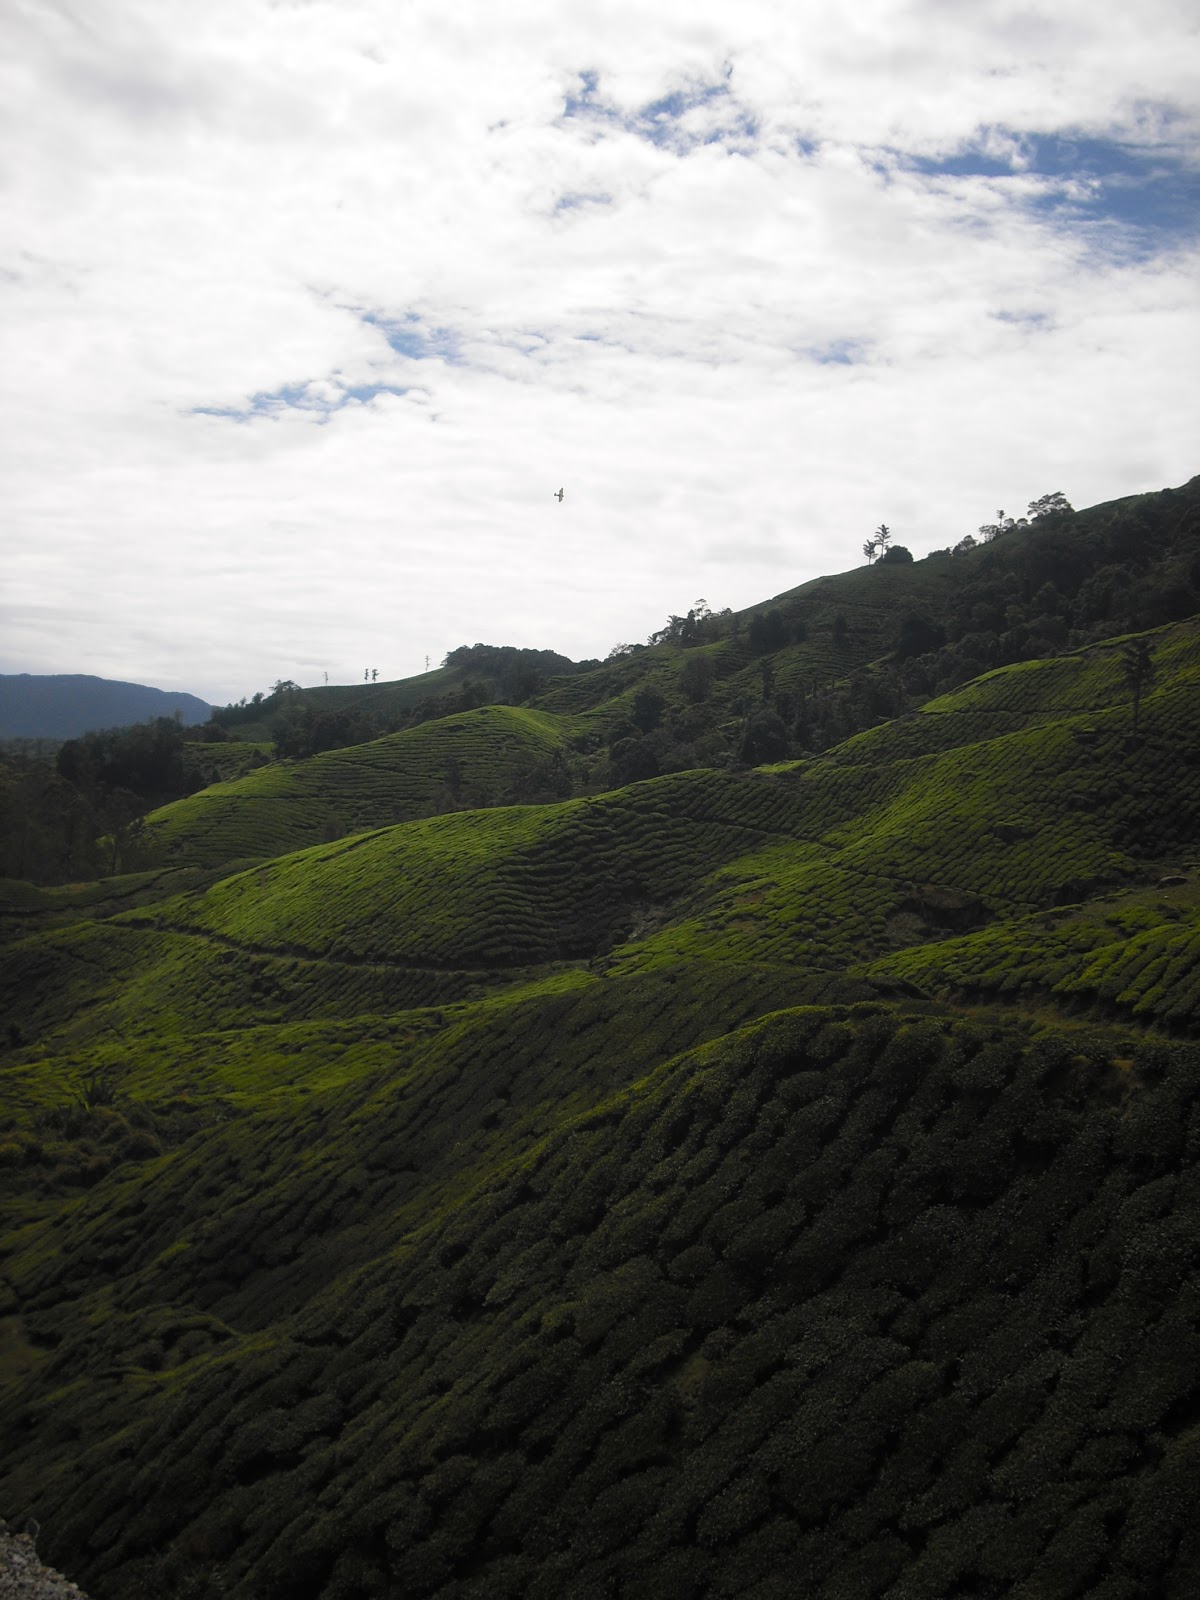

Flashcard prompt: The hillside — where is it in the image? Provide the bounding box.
[209,646,593,747]
[140,705,579,870]
[0,674,211,740]
[1,489,1199,1599]
[117,475,1200,883]
[199,475,1200,778]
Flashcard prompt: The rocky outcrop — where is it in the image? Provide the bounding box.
[0,1526,91,1600]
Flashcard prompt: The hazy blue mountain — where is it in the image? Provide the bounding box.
[0,673,211,739]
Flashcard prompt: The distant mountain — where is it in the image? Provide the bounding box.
[0,673,211,740]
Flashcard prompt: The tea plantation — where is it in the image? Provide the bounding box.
[1,605,1199,1596]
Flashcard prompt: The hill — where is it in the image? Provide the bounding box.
[1,480,1199,1599]
[140,705,580,870]
[0,674,211,740]
[209,645,594,747]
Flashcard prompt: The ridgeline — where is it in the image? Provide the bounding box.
[1,476,1199,1599]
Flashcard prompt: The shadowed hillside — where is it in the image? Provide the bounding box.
[1,484,1199,1600]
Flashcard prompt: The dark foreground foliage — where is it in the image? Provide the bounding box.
[3,1008,1199,1600]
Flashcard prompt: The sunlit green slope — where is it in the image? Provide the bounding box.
[2,620,1199,1600]
[141,704,578,869]
[865,880,1200,1032]
[0,866,235,948]
[602,622,1200,995]
[182,740,274,787]
[0,766,839,1066]
[4,620,1198,1069]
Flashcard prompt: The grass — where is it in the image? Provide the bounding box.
[4,1006,1199,1598]
[140,704,582,869]
[1,616,1200,1599]
[867,879,1200,1032]
[6,621,1198,1069]
[207,665,470,743]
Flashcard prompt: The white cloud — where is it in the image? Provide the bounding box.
[1,0,1197,701]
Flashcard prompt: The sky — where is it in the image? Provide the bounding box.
[2,0,1198,705]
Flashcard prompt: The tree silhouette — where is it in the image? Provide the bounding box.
[978,509,1029,541]
[1028,491,1074,520]
[680,654,714,704]
[863,524,892,564]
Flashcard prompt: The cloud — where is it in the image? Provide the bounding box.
[1,0,1197,700]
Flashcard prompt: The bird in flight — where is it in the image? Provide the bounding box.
[554,487,564,502]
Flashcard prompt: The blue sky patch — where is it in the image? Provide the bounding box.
[338,383,412,405]
[553,190,613,214]
[561,66,757,154]
[911,128,1200,249]
[361,311,462,364]
[993,309,1054,330]
[798,338,871,366]
[562,68,603,121]
[192,378,409,424]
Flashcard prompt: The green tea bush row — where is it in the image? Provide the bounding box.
[7,1010,1199,1599]
[143,705,579,869]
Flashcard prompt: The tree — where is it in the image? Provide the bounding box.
[0,765,99,882]
[879,544,913,564]
[978,509,1029,542]
[894,614,945,660]
[863,524,892,564]
[737,709,788,766]
[630,686,665,734]
[748,609,787,654]
[609,735,659,784]
[1121,638,1155,736]
[101,787,146,875]
[680,654,714,704]
[1028,491,1074,521]
[57,718,186,805]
